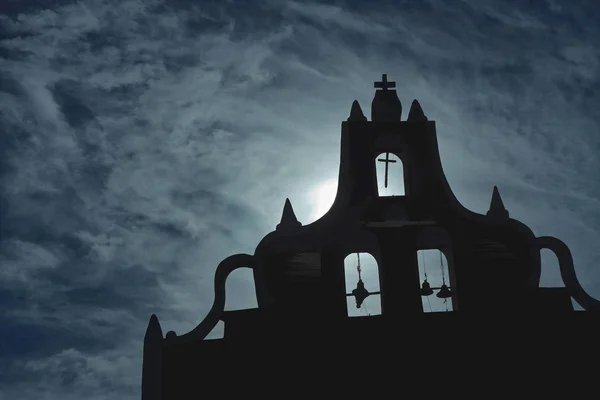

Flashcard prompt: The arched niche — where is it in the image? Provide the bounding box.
[375,152,405,197]
[372,132,416,197]
[539,248,582,310]
[539,248,562,288]
[225,267,258,311]
[320,229,382,317]
[344,252,381,317]
[417,249,453,313]
[415,226,457,312]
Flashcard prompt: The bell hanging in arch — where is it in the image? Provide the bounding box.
[436,284,453,299]
[352,279,370,308]
[420,279,434,296]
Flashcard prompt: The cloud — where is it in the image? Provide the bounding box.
[3,345,141,400]
[281,0,392,35]
[1,0,600,398]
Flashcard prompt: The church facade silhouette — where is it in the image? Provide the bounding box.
[142,74,600,399]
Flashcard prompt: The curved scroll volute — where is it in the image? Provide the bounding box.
[536,236,600,313]
[165,253,258,343]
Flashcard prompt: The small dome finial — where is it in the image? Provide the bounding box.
[487,186,509,218]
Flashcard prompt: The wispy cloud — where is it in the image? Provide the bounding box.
[1,0,599,398]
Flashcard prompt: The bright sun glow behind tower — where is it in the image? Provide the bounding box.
[310,179,337,220]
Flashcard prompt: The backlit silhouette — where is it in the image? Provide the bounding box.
[142,74,600,400]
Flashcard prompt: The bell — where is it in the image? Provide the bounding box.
[436,284,453,299]
[420,280,434,296]
[352,280,370,308]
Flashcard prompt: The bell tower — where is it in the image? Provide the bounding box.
[331,73,444,223]
[143,72,600,400]
[310,73,462,316]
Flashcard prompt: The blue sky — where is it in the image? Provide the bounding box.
[1,0,600,398]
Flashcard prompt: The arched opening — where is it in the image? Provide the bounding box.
[376,152,404,197]
[344,253,381,317]
[225,267,258,311]
[540,248,562,288]
[540,249,583,310]
[205,320,225,340]
[417,249,454,313]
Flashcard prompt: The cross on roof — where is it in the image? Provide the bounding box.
[374,74,396,91]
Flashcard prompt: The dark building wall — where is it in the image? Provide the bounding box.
[160,312,600,399]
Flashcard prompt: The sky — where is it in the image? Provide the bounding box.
[1,0,600,398]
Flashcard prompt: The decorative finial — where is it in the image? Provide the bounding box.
[486,186,509,218]
[276,198,302,231]
[165,331,177,339]
[371,73,402,121]
[348,100,367,121]
[145,314,164,341]
[142,314,164,400]
[407,99,428,121]
[374,74,396,91]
